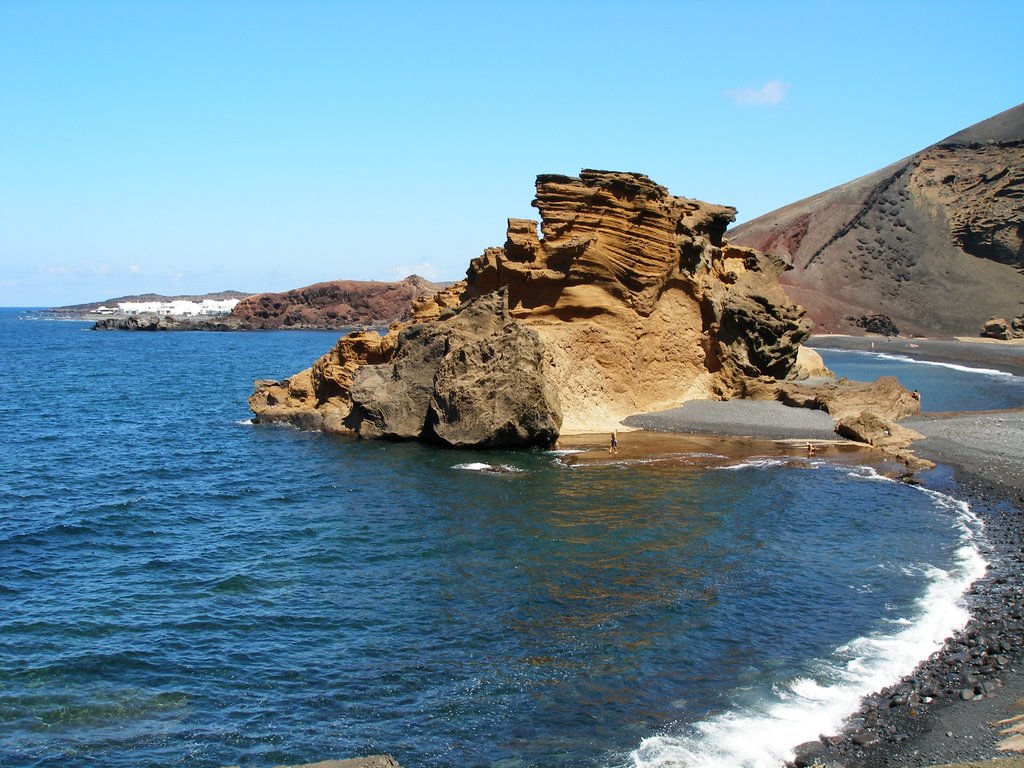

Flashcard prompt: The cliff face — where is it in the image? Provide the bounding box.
[250,170,810,444]
[230,275,444,329]
[461,171,809,431]
[729,103,1024,337]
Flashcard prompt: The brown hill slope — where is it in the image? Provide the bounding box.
[229,275,445,329]
[728,103,1024,337]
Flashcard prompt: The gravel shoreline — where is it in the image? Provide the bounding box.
[622,398,840,440]
[625,338,1024,768]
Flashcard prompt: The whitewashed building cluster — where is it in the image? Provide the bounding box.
[91,299,239,317]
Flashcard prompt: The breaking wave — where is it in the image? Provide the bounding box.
[626,474,985,768]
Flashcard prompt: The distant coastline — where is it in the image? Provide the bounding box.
[89,312,381,333]
[39,290,251,319]
[39,274,450,331]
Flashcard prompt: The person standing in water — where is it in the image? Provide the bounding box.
[609,432,618,454]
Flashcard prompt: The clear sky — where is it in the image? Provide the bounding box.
[1,0,1021,307]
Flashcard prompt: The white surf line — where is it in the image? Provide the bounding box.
[873,352,1015,377]
[451,462,524,473]
[626,469,987,768]
[816,346,1016,378]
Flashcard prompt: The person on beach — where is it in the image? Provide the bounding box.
[609,432,618,454]
[806,442,817,457]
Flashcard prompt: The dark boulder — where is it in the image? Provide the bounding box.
[853,314,900,337]
[346,322,461,440]
[982,315,1024,340]
[715,286,811,380]
[345,290,561,448]
[428,322,561,448]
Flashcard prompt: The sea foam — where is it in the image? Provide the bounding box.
[717,457,792,471]
[452,462,524,474]
[627,477,985,768]
[824,347,1015,378]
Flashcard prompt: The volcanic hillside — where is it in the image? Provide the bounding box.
[728,103,1024,337]
[230,275,445,329]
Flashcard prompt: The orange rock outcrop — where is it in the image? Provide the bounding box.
[250,170,811,440]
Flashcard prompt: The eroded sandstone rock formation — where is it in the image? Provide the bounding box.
[250,170,811,446]
[762,375,922,448]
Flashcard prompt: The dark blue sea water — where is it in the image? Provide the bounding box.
[0,310,1007,768]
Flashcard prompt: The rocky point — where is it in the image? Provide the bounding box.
[250,170,817,448]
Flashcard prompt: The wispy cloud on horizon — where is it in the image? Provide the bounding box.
[725,80,790,107]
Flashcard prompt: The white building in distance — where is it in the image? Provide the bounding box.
[93,299,240,317]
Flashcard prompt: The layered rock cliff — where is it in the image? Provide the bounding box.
[250,170,811,446]
[729,103,1024,337]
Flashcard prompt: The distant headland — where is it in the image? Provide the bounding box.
[42,276,450,331]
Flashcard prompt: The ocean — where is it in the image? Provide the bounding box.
[812,346,1024,412]
[1,310,1018,768]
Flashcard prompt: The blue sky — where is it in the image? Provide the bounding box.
[1,1,1021,307]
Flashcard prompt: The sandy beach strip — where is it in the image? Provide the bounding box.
[622,398,840,440]
[908,410,1024,502]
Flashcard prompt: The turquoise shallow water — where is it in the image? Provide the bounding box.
[0,311,1002,768]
